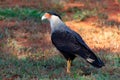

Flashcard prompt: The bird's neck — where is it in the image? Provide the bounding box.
[49,16,65,32]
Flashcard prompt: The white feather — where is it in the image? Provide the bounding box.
[86,58,95,63]
[49,15,64,32]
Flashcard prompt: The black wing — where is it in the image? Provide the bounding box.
[51,30,91,53]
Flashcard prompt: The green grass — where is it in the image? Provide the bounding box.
[0,7,44,21]
[73,9,97,21]
[0,52,120,80]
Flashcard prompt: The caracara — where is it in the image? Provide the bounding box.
[41,12,104,73]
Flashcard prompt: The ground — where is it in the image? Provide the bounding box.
[0,0,120,80]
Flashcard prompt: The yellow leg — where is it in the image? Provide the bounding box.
[67,59,71,73]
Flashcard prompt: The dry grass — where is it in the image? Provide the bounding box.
[66,20,120,53]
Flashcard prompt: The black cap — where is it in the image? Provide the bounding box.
[47,11,62,19]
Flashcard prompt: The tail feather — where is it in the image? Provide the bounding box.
[86,57,105,68]
[77,50,105,68]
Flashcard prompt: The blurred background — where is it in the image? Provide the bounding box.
[0,0,120,80]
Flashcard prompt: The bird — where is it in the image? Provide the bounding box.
[41,12,105,73]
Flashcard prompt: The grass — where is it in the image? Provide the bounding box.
[0,4,120,80]
[0,7,44,21]
[73,9,97,21]
[0,51,120,80]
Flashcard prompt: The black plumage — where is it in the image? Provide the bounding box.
[51,29,104,68]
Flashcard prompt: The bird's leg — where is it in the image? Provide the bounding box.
[67,59,71,73]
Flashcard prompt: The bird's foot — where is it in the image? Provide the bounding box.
[67,69,71,74]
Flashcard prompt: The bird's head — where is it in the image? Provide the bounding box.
[41,12,64,32]
[41,12,61,21]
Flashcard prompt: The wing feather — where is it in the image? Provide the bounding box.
[51,30,81,52]
[51,29,95,56]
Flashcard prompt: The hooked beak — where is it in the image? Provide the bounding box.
[41,15,47,20]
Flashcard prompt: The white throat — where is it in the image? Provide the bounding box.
[49,15,64,32]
